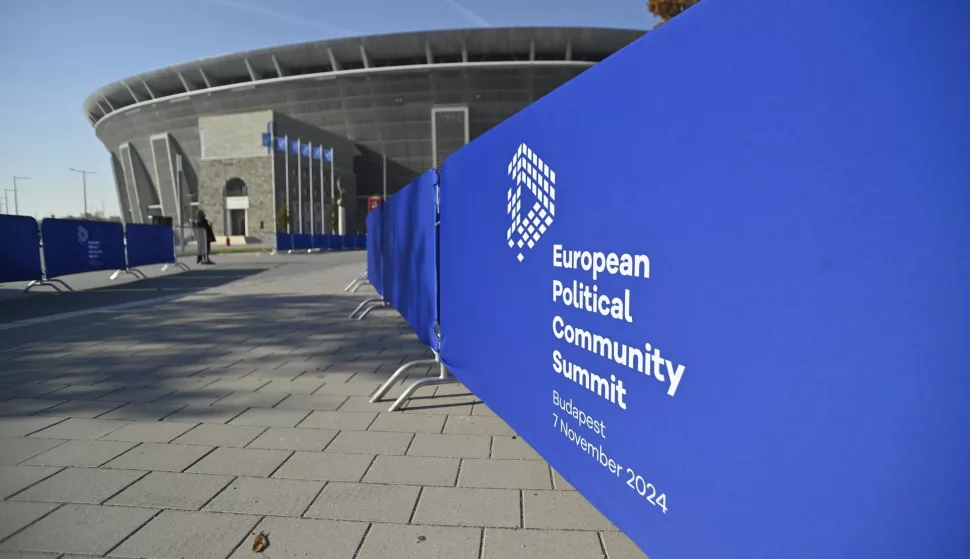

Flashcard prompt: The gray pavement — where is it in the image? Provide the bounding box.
[0,252,647,559]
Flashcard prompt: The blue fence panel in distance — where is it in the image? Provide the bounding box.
[382,169,439,351]
[292,234,312,251]
[366,207,383,297]
[125,223,174,268]
[356,234,367,249]
[312,234,326,250]
[275,233,293,252]
[0,215,42,283]
[437,1,970,558]
[42,218,127,278]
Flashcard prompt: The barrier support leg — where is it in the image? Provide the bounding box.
[357,301,389,320]
[370,355,439,403]
[161,262,191,272]
[110,268,147,280]
[388,361,457,412]
[23,278,72,293]
[344,269,367,291]
[349,297,382,319]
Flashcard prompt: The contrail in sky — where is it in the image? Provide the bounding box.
[441,0,492,27]
[208,0,360,36]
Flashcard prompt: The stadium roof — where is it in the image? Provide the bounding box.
[84,27,645,127]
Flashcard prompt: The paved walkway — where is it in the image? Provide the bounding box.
[0,253,647,559]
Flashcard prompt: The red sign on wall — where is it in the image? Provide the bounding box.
[367,196,383,212]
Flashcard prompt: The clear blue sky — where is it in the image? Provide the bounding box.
[0,0,655,219]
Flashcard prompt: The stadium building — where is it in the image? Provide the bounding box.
[83,27,643,245]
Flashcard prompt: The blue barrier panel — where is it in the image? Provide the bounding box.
[0,215,42,283]
[356,234,367,249]
[125,223,174,268]
[42,218,126,278]
[292,234,312,251]
[366,207,383,297]
[311,234,325,250]
[382,170,439,351]
[275,233,293,252]
[437,1,970,557]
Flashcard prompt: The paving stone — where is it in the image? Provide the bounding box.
[108,471,234,510]
[0,383,65,398]
[0,417,64,437]
[412,487,520,528]
[40,385,122,400]
[406,433,492,459]
[246,427,338,451]
[213,391,286,408]
[0,504,157,556]
[0,550,59,558]
[226,517,368,559]
[204,476,323,516]
[0,501,58,540]
[150,377,217,391]
[482,528,604,559]
[11,467,143,504]
[403,395,478,416]
[228,408,310,428]
[552,468,576,490]
[186,447,290,477]
[28,418,130,440]
[110,509,259,559]
[152,389,232,406]
[369,412,446,434]
[98,402,185,421]
[297,410,375,430]
[364,455,460,487]
[23,440,137,467]
[492,436,543,460]
[523,490,614,530]
[472,403,498,416]
[314,381,381,397]
[273,451,374,482]
[104,443,213,472]
[0,466,61,499]
[205,378,270,392]
[162,405,247,424]
[34,400,124,418]
[601,531,650,558]
[324,430,412,455]
[97,387,174,403]
[256,378,325,394]
[273,394,348,411]
[459,459,552,490]
[172,423,266,448]
[0,437,64,466]
[356,523,481,559]
[0,399,65,416]
[335,396,393,413]
[99,420,197,443]
[304,482,420,523]
[444,416,516,436]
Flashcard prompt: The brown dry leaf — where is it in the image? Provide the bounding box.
[252,531,269,553]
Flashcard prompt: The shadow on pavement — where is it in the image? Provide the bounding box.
[0,266,275,325]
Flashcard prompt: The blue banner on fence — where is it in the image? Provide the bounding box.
[42,218,127,279]
[366,208,383,297]
[0,215,42,283]
[275,233,293,252]
[438,1,970,557]
[292,234,312,251]
[382,169,439,351]
[125,223,174,268]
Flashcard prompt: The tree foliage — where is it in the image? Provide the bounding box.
[647,0,701,25]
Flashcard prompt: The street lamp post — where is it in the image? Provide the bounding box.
[69,169,97,217]
[12,176,29,215]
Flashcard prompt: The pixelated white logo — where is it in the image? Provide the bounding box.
[76,225,89,244]
[507,143,555,262]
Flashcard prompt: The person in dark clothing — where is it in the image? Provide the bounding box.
[195,210,215,265]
